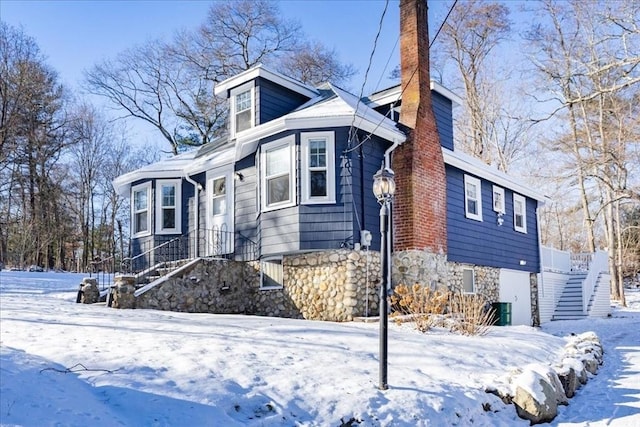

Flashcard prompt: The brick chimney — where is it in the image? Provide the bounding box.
[392,0,447,254]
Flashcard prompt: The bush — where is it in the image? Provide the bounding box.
[391,284,493,336]
[390,284,449,332]
[447,291,494,336]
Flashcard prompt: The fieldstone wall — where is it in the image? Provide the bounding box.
[448,262,500,301]
[530,273,540,326]
[136,260,259,314]
[277,250,381,321]
[117,249,538,324]
[132,250,381,322]
[112,275,136,309]
[392,250,448,288]
[80,278,99,304]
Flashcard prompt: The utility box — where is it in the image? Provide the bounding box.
[491,302,512,326]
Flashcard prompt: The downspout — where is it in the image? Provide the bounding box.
[535,205,544,326]
[383,138,403,287]
[184,174,200,258]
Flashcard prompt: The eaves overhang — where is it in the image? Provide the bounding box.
[442,148,550,203]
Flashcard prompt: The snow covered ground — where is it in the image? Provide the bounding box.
[0,270,638,426]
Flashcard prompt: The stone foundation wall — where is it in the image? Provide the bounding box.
[530,273,540,326]
[124,249,538,323]
[277,250,380,321]
[136,260,258,313]
[447,262,500,301]
[133,250,381,322]
[391,250,448,288]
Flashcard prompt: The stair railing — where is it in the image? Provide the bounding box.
[89,255,117,291]
[121,236,184,277]
[580,250,609,313]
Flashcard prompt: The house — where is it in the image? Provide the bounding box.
[112,0,609,324]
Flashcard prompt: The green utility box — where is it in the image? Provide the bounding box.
[491,302,512,326]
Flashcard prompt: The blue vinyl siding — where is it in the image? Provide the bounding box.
[432,91,454,151]
[370,88,454,151]
[234,156,259,258]
[257,78,310,124]
[446,165,540,272]
[129,177,194,262]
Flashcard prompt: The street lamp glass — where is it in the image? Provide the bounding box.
[373,168,396,202]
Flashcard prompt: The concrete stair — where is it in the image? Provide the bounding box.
[552,273,588,320]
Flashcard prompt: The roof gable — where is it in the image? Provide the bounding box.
[214,64,318,99]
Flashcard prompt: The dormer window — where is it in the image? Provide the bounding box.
[230,83,254,137]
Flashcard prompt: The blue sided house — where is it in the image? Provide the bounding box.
[111,0,609,324]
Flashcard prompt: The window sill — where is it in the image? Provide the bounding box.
[156,229,182,235]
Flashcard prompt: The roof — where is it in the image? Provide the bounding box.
[232,82,406,160]
[442,148,549,202]
[112,151,198,197]
[214,64,318,99]
[113,65,544,204]
[366,81,463,108]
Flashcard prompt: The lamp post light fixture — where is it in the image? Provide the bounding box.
[373,165,395,390]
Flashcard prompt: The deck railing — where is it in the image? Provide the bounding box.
[541,246,572,273]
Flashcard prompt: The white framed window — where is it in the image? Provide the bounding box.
[131,182,152,237]
[261,136,296,211]
[492,185,505,214]
[155,179,182,234]
[230,83,254,137]
[464,175,483,221]
[513,193,527,233]
[301,131,335,204]
[462,268,475,293]
[260,257,284,290]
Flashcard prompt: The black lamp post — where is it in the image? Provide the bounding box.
[372,165,395,391]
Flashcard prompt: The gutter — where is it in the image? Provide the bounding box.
[384,138,403,171]
[184,173,201,257]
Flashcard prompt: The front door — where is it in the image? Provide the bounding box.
[499,269,532,326]
[206,167,234,256]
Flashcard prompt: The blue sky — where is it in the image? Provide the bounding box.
[1,0,453,95]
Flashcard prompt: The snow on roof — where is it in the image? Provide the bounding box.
[231,83,406,160]
[112,151,197,196]
[214,64,318,99]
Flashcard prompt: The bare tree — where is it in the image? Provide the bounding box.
[436,0,515,167]
[278,40,356,86]
[527,0,640,304]
[84,0,354,155]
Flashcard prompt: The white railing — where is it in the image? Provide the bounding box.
[571,252,593,273]
[541,246,572,273]
[581,250,609,313]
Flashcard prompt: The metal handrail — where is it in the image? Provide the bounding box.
[122,237,182,268]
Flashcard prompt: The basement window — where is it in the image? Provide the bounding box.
[260,257,284,290]
[462,268,475,293]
